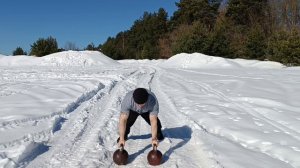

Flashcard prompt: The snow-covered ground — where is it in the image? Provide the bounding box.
[0,51,299,168]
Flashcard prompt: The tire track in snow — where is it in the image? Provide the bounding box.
[155,69,283,168]
[150,66,220,168]
[0,67,125,130]
[0,82,104,129]
[1,79,116,168]
[96,66,158,168]
[60,66,158,168]
[26,67,155,168]
[0,79,115,167]
[7,68,133,167]
[0,68,135,146]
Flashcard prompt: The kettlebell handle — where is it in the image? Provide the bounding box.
[153,144,157,151]
[120,144,124,151]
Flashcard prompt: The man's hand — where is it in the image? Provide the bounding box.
[119,138,126,147]
[152,138,158,147]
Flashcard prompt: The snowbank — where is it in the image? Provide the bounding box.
[286,66,300,70]
[41,51,119,66]
[233,58,285,69]
[0,51,119,67]
[0,55,40,66]
[160,53,285,69]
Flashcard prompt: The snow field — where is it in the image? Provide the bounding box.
[0,51,299,168]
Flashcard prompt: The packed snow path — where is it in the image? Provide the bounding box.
[22,65,216,168]
[1,55,299,168]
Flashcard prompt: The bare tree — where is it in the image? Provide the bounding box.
[270,0,300,30]
[158,36,172,59]
[290,0,300,27]
[64,41,79,51]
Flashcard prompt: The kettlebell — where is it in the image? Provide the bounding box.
[147,144,163,166]
[113,144,128,165]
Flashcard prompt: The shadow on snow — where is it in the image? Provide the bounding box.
[127,125,192,164]
[162,125,192,163]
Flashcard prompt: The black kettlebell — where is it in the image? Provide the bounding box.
[113,144,128,165]
[147,144,163,166]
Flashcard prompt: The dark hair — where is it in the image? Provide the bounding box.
[133,88,149,104]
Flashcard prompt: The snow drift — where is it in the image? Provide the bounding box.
[0,51,119,67]
[160,53,285,69]
[41,51,119,66]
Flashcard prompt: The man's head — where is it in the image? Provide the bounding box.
[133,88,149,104]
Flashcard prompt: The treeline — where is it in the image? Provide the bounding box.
[12,36,100,57]
[101,0,300,66]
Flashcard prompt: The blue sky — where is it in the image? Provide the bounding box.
[0,0,179,55]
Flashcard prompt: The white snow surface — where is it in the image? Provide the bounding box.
[0,51,300,168]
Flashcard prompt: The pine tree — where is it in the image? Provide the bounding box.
[30,36,58,57]
[85,43,97,51]
[226,0,269,27]
[102,8,169,59]
[208,25,232,57]
[170,0,221,28]
[13,47,27,56]
[267,28,300,66]
[245,26,267,60]
[171,22,211,54]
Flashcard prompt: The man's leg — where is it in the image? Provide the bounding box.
[125,110,140,136]
[140,112,164,140]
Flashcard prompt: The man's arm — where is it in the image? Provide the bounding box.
[119,112,128,146]
[150,114,158,146]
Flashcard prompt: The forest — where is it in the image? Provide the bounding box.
[100,0,300,66]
